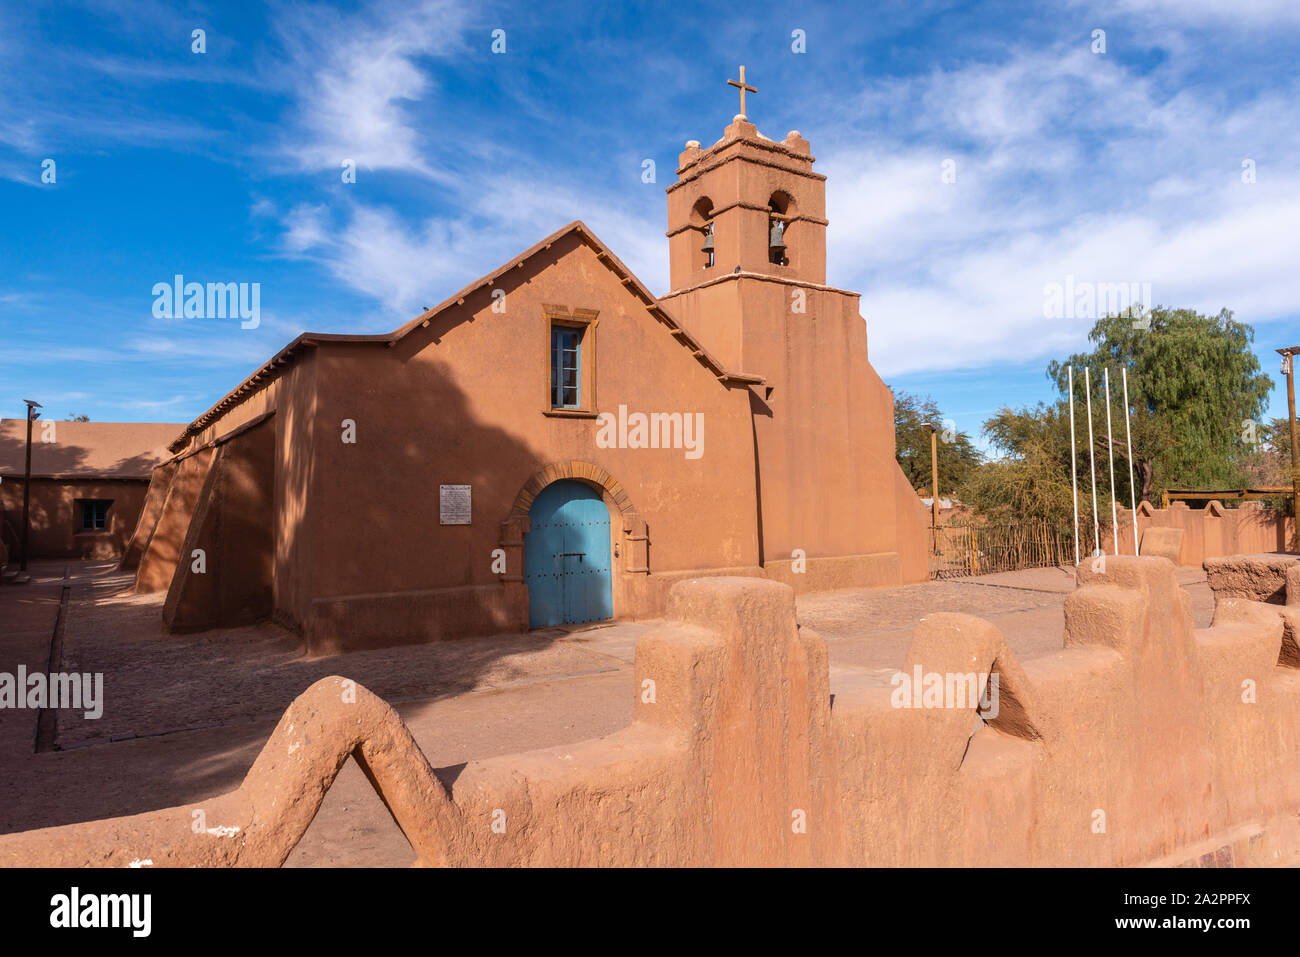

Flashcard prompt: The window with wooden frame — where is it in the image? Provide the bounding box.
[544,305,599,415]
[551,326,581,407]
[78,499,111,531]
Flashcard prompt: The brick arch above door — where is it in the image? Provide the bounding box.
[498,461,649,580]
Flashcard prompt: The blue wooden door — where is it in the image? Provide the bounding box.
[525,480,613,628]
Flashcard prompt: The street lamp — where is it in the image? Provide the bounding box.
[19,399,41,572]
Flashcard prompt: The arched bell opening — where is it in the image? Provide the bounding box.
[768,190,794,266]
[692,197,715,270]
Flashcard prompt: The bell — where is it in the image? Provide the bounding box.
[701,227,714,254]
[769,219,786,250]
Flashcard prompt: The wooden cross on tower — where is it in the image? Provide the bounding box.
[727,65,756,118]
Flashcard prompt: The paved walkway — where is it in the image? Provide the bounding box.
[0,562,1213,866]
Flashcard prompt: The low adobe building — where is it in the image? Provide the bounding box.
[128,110,929,652]
[0,419,181,563]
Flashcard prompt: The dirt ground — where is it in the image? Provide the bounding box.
[0,560,1213,867]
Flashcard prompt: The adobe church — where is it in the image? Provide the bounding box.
[124,74,929,654]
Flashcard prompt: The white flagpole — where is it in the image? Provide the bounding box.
[1069,365,1080,566]
[1123,367,1139,555]
[1085,367,1100,557]
[1105,367,1119,555]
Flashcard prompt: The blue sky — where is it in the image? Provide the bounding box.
[2,0,1298,452]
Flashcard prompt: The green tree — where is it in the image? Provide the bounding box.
[892,390,982,496]
[958,401,1110,538]
[1241,417,1296,515]
[1047,307,1272,502]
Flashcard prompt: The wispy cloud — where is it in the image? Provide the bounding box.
[817,40,1300,378]
[280,176,665,320]
[1088,0,1300,26]
[121,393,198,410]
[271,0,471,179]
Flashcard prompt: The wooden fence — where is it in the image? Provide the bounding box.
[928,520,1084,579]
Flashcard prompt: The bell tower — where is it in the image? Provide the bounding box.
[658,68,930,589]
[665,70,827,293]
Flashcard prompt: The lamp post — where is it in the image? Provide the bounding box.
[19,399,41,571]
[925,423,940,530]
[1278,348,1299,551]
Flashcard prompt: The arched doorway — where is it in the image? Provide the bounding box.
[524,480,613,628]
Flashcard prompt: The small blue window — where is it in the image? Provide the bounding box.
[80,500,110,530]
[551,327,581,408]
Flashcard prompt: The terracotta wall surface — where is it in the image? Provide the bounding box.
[270,357,319,631]
[294,234,760,651]
[133,447,216,594]
[892,466,931,583]
[1099,501,1295,566]
[7,555,1297,867]
[163,417,276,632]
[128,362,317,626]
[118,463,176,571]
[660,277,927,587]
[0,478,149,560]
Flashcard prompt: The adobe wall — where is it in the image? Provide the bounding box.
[1103,501,1294,566]
[299,233,761,653]
[7,555,1295,867]
[129,359,316,634]
[0,477,149,560]
[133,447,216,593]
[835,557,1300,865]
[661,276,929,588]
[119,463,176,570]
[266,358,318,632]
[162,417,275,632]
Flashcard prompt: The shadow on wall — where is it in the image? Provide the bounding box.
[0,432,160,480]
[0,316,657,826]
[0,435,156,561]
[131,292,638,673]
[1102,501,1297,565]
[316,344,560,610]
[278,253,693,652]
[0,492,41,556]
[0,434,99,555]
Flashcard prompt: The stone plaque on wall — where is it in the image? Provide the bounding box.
[439,484,471,525]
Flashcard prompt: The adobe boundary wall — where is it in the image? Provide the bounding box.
[1105,501,1294,567]
[4,554,1297,867]
[302,551,907,654]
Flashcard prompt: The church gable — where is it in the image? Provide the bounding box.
[387,221,762,393]
[356,227,763,478]
[165,222,758,461]
[296,221,767,611]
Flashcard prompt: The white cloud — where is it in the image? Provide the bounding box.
[819,41,1300,379]
[1092,0,1300,25]
[273,0,470,179]
[281,174,666,320]
[122,393,197,410]
[261,0,675,319]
